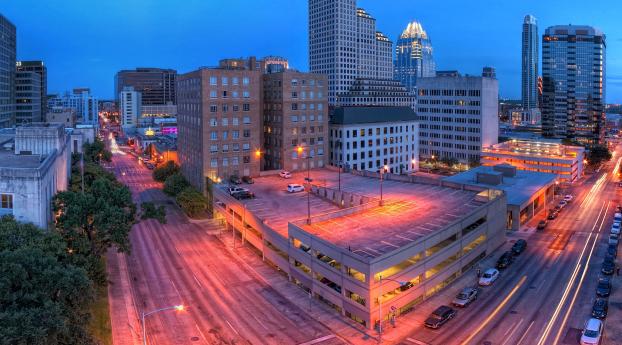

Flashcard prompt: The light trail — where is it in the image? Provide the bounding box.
[580,173,607,209]
[459,275,527,345]
[108,132,126,155]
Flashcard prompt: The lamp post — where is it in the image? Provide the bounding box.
[378,276,407,344]
[141,304,185,345]
[379,165,388,206]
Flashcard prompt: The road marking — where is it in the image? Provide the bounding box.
[195,323,208,342]
[517,321,535,345]
[501,318,523,345]
[459,275,527,345]
[225,320,239,335]
[405,338,430,345]
[193,274,203,289]
[297,334,336,345]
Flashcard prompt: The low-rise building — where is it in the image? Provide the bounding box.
[444,164,556,231]
[0,124,71,228]
[46,107,77,127]
[481,139,585,183]
[329,106,419,174]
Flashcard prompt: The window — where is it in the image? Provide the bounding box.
[210,145,218,153]
[232,117,239,125]
[210,76,217,85]
[291,115,298,122]
[222,144,229,152]
[243,104,250,111]
[210,118,217,127]
[222,104,228,112]
[232,156,239,165]
[210,105,217,113]
[243,91,250,98]
[243,77,249,85]
[232,91,239,98]
[222,131,228,140]
[232,77,239,85]
[222,158,228,166]
[210,158,218,168]
[242,143,250,151]
[1,194,13,210]
[292,92,298,98]
[210,90,217,98]
[291,79,298,86]
[210,131,217,140]
[222,77,228,85]
[222,118,228,126]
[243,129,250,138]
[292,103,298,110]
[232,130,239,139]
[243,116,251,124]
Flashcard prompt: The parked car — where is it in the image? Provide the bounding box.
[548,210,558,220]
[423,306,456,329]
[612,222,621,235]
[145,162,155,170]
[452,287,478,307]
[558,200,568,208]
[591,298,608,319]
[608,233,619,246]
[287,183,305,193]
[279,170,292,178]
[537,220,548,230]
[233,190,255,200]
[229,175,242,185]
[228,186,249,195]
[512,239,527,255]
[596,277,611,297]
[601,257,615,275]
[564,194,573,202]
[242,176,254,184]
[615,212,622,223]
[554,205,562,213]
[607,244,618,258]
[478,268,499,286]
[496,251,515,269]
[580,318,603,345]
[617,205,622,213]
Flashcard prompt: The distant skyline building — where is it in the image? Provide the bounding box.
[308,0,393,105]
[394,21,436,93]
[16,61,47,117]
[0,14,16,128]
[15,70,41,124]
[120,86,142,130]
[542,25,606,145]
[48,89,99,126]
[521,15,539,111]
[115,68,177,105]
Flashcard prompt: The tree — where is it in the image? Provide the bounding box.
[176,187,207,218]
[141,202,167,224]
[587,145,612,167]
[440,156,459,168]
[69,162,116,193]
[469,158,481,169]
[163,173,190,196]
[153,161,180,182]
[83,138,111,163]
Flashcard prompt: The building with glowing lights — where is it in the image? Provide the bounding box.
[394,21,435,93]
[521,15,539,112]
[337,78,415,108]
[481,139,585,183]
[15,70,41,124]
[115,68,177,105]
[542,25,606,145]
[16,61,47,119]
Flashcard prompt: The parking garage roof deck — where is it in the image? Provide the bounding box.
[232,170,493,259]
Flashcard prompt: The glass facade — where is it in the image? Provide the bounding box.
[521,15,539,110]
[394,21,435,93]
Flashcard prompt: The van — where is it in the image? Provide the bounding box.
[287,184,305,193]
[615,213,622,222]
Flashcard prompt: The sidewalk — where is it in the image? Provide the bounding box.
[106,248,141,345]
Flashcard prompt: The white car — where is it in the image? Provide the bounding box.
[279,171,292,179]
[612,222,621,235]
[608,233,619,246]
[564,194,573,202]
[615,212,622,223]
[478,268,499,286]
[580,318,602,345]
[287,183,305,193]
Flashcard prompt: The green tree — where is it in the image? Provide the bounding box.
[469,158,481,168]
[141,202,167,224]
[69,162,116,193]
[153,161,180,182]
[83,138,112,163]
[163,173,190,196]
[587,145,612,167]
[176,187,207,218]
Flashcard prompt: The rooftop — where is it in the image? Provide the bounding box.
[483,139,584,158]
[331,106,417,125]
[0,150,46,169]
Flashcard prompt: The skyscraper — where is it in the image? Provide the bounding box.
[15,70,41,124]
[115,68,177,105]
[120,86,142,130]
[308,0,392,105]
[16,61,47,118]
[542,25,606,145]
[0,14,16,128]
[521,15,538,111]
[394,21,435,93]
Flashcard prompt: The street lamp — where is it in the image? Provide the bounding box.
[411,158,417,173]
[377,275,408,344]
[379,165,388,206]
[141,304,185,345]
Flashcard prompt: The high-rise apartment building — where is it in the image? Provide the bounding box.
[0,14,16,128]
[16,61,47,117]
[308,0,392,105]
[262,71,328,171]
[115,68,177,105]
[521,15,538,112]
[416,69,499,164]
[177,68,262,192]
[337,78,415,108]
[15,71,41,124]
[542,25,606,145]
[394,21,435,93]
[120,86,142,130]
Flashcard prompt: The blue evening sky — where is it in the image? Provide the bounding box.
[2,0,620,102]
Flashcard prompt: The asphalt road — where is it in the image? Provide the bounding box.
[105,133,342,345]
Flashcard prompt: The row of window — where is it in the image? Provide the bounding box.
[209,76,250,86]
[210,90,251,99]
[209,116,251,126]
[419,89,482,97]
[210,156,251,167]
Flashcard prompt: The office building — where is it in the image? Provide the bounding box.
[0,124,71,229]
[177,67,262,192]
[262,70,329,171]
[46,107,76,127]
[416,69,499,164]
[115,68,177,105]
[309,0,392,105]
[394,21,435,93]
[120,86,142,130]
[16,61,47,117]
[15,71,41,124]
[521,15,538,111]
[337,78,415,108]
[48,89,99,126]
[0,14,16,128]
[542,25,606,145]
[329,106,419,173]
[481,139,585,183]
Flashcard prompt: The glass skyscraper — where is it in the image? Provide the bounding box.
[0,14,16,128]
[394,21,435,93]
[521,15,538,110]
[542,25,606,145]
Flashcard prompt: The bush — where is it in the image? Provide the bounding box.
[153,161,180,182]
[176,187,207,218]
[163,173,190,196]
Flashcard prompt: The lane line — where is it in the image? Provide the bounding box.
[517,321,535,345]
[225,320,239,336]
[296,334,336,345]
[501,318,523,345]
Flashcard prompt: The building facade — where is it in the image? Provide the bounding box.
[115,68,177,105]
[46,107,76,127]
[329,106,419,174]
[177,67,262,191]
[0,14,16,128]
[262,71,329,172]
[394,21,435,93]
[15,71,41,124]
[542,25,606,145]
[521,15,538,111]
[48,89,99,127]
[308,0,392,105]
[16,61,47,117]
[416,70,499,164]
[120,86,142,130]
[337,78,415,108]
[218,56,290,74]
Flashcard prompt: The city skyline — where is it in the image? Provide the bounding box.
[2,0,621,102]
